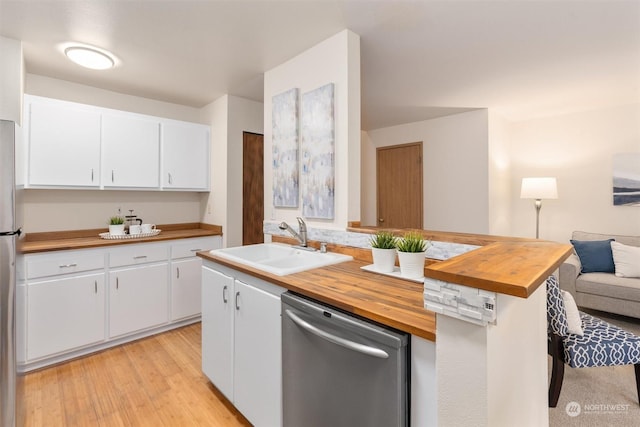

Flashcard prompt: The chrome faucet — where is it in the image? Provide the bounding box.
[279,217,309,248]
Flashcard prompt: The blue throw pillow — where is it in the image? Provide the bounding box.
[570,239,615,273]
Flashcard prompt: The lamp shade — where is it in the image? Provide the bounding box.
[521,177,558,199]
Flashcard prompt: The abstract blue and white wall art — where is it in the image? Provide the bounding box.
[613,152,640,206]
[272,88,299,208]
[301,83,335,219]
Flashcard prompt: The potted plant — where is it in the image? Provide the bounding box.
[369,230,397,272]
[108,215,126,236]
[396,231,429,279]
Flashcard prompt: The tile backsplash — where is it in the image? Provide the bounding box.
[263,220,479,261]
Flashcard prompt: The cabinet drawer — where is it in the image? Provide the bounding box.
[171,237,218,259]
[26,250,105,279]
[109,243,168,267]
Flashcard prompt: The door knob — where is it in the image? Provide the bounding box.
[379,218,385,223]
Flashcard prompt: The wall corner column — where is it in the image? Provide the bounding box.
[436,286,548,426]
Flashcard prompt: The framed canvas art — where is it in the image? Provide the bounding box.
[301,83,335,219]
[613,152,640,206]
[272,88,299,208]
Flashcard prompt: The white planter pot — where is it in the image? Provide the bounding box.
[397,251,426,279]
[371,248,397,273]
[109,224,126,236]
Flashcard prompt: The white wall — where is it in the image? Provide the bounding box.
[509,103,640,243]
[26,74,204,123]
[226,96,264,247]
[363,109,490,234]
[21,74,206,232]
[0,36,24,124]
[201,95,229,243]
[263,29,361,230]
[23,189,201,232]
[488,111,512,236]
[200,95,264,247]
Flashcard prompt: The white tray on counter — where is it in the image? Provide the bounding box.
[360,264,424,283]
[99,230,162,240]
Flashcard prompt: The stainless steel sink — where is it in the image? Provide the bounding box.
[209,243,353,276]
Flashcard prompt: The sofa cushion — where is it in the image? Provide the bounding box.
[611,241,640,278]
[561,290,584,336]
[570,239,615,273]
[572,231,640,248]
[576,273,640,303]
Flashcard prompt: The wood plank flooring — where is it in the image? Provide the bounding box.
[23,323,251,426]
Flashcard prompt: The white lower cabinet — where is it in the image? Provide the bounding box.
[201,266,234,399]
[27,272,105,361]
[202,262,285,427]
[171,236,221,321]
[233,279,283,427]
[109,263,169,338]
[18,235,220,371]
[171,258,203,321]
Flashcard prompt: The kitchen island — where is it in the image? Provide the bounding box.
[198,228,572,427]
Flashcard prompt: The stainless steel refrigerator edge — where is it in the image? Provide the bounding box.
[0,120,23,427]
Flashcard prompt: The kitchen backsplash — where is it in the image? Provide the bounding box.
[263,220,479,261]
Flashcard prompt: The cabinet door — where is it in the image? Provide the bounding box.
[28,98,101,187]
[27,273,105,360]
[233,279,282,427]
[162,121,209,190]
[102,113,160,188]
[109,263,169,338]
[171,258,202,320]
[201,266,234,401]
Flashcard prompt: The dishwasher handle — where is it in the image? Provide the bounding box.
[285,309,389,359]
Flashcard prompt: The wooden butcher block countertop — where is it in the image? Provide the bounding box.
[199,229,573,342]
[198,252,437,341]
[20,223,222,254]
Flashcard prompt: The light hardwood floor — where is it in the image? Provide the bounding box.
[23,323,251,426]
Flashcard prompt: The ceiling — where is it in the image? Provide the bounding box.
[1,1,639,130]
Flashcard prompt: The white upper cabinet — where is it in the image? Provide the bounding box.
[102,113,160,188]
[23,95,210,192]
[27,97,101,187]
[162,121,210,191]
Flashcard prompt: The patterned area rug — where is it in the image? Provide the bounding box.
[549,309,640,427]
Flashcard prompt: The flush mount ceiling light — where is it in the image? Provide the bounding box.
[63,44,117,70]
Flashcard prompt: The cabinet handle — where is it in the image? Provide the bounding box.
[91,168,94,182]
[116,277,119,290]
[59,263,77,268]
[235,291,240,310]
[176,267,180,279]
[133,255,147,260]
[190,249,202,252]
[222,285,228,303]
[112,170,115,183]
[168,173,173,184]
[94,280,97,294]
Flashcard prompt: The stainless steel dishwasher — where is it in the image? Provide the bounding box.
[281,292,409,427]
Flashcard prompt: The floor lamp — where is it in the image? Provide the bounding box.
[521,177,558,239]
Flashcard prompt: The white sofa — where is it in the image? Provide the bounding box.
[559,231,640,319]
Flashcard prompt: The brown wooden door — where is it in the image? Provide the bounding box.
[376,142,423,229]
[243,132,264,245]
